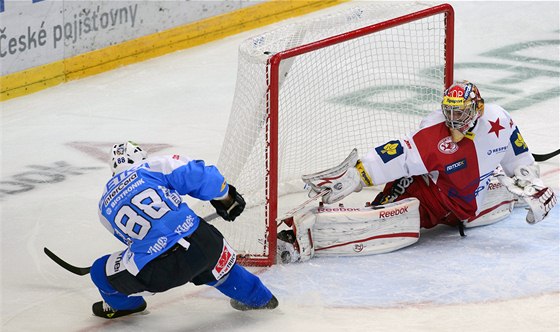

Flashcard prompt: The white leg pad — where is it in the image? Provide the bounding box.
[296,198,421,258]
[465,177,516,228]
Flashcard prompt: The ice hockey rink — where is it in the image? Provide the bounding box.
[1,1,559,331]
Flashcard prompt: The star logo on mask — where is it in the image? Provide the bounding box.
[488,118,505,138]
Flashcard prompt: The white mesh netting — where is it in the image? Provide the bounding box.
[202,2,450,264]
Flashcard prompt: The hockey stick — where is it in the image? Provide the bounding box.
[43,247,91,276]
[276,188,330,225]
[276,149,359,224]
[533,149,560,162]
[44,212,221,276]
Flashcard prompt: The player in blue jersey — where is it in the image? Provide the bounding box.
[89,141,278,319]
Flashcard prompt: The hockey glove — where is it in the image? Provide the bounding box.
[301,149,373,205]
[210,184,246,222]
[495,165,557,224]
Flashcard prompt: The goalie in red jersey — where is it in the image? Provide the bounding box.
[278,81,557,263]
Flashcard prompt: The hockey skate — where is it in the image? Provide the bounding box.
[92,300,147,319]
[230,295,279,311]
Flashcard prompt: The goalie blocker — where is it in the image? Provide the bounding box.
[278,174,521,263]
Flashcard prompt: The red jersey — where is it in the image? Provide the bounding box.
[361,104,534,220]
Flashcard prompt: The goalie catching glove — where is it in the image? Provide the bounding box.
[210,184,246,221]
[301,149,374,204]
[495,164,556,224]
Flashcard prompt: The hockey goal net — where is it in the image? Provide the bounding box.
[207,2,454,266]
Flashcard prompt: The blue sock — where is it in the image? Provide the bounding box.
[90,255,145,310]
[210,264,273,307]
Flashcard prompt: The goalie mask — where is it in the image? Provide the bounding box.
[442,81,484,142]
[110,141,147,175]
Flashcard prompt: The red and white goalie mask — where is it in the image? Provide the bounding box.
[441,81,484,142]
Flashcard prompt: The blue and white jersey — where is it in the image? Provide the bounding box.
[98,154,228,275]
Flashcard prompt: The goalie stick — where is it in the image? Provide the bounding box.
[276,188,330,226]
[532,149,560,162]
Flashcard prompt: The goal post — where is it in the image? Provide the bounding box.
[209,3,455,266]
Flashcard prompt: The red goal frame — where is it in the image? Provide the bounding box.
[246,3,454,266]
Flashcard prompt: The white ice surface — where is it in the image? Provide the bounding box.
[1,1,559,331]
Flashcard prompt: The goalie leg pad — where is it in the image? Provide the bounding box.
[312,198,420,256]
[465,177,516,228]
[278,198,421,262]
[289,210,317,263]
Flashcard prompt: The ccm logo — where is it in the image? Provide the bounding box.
[379,206,409,218]
[113,254,123,273]
[488,182,503,190]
